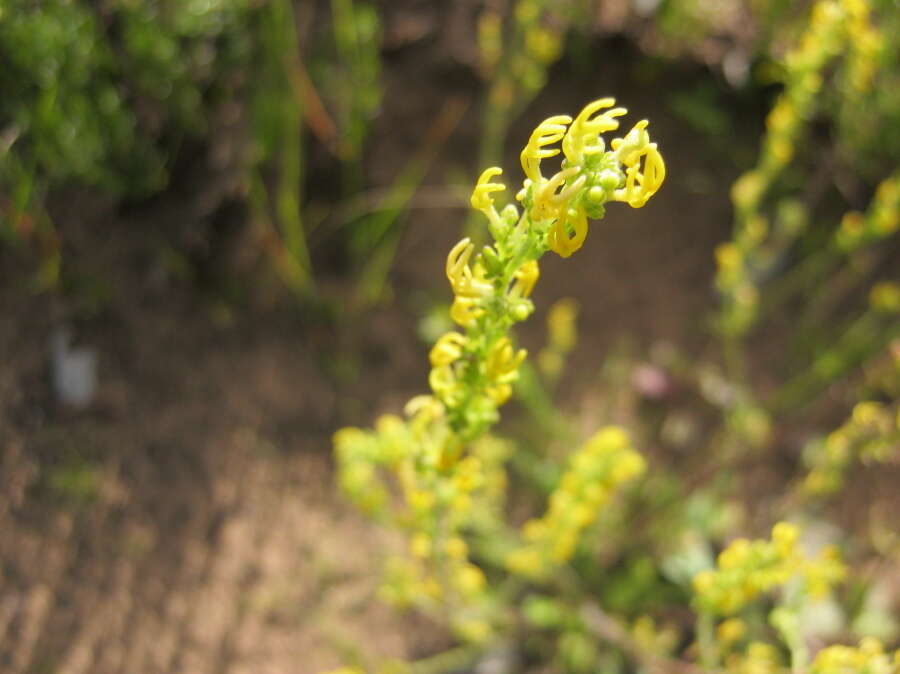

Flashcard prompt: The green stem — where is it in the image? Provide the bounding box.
[697,611,718,671]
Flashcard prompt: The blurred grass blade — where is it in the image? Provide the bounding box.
[355,96,469,305]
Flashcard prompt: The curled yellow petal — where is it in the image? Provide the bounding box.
[470,167,506,223]
[563,97,627,163]
[509,259,539,299]
[611,120,650,163]
[548,206,588,257]
[614,142,665,208]
[520,114,572,183]
[533,166,585,220]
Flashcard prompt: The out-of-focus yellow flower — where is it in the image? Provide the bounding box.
[455,617,492,643]
[870,282,900,314]
[718,617,747,646]
[525,26,561,64]
[725,641,783,674]
[803,399,899,496]
[455,563,486,595]
[716,242,742,272]
[509,259,539,299]
[548,298,577,347]
[506,427,644,579]
[476,9,502,74]
[410,532,432,558]
[810,636,898,674]
[445,536,468,560]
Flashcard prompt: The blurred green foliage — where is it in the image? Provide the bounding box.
[0,0,252,197]
[0,0,255,286]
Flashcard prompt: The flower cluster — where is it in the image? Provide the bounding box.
[835,172,900,252]
[841,0,884,95]
[716,0,882,337]
[692,522,846,616]
[433,99,663,445]
[515,98,665,257]
[723,641,785,674]
[810,637,900,674]
[835,0,893,168]
[802,400,900,496]
[506,427,646,580]
[337,416,510,640]
[477,0,565,105]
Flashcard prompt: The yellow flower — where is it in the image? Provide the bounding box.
[446,238,493,299]
[525,26,561,64]
[470,167,506,231]
[508,259,540,299]
[612,123,666,208]
[429,364,464,406]
[870,282,900,314]
[450,295,484,327]
[532,166,585,220]
[429,332,467,367]
[547,206,588,258]
[410,533,432,558]
[485,337,527,384]
[445,536,468,560]
[455,563,486,594]
[717,617,747,645]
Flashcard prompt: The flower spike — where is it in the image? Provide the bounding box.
[335,98,666,628]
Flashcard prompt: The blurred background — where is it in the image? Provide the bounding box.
[1,0,898,672]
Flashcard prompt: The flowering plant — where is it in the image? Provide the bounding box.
[335,98,664,643]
